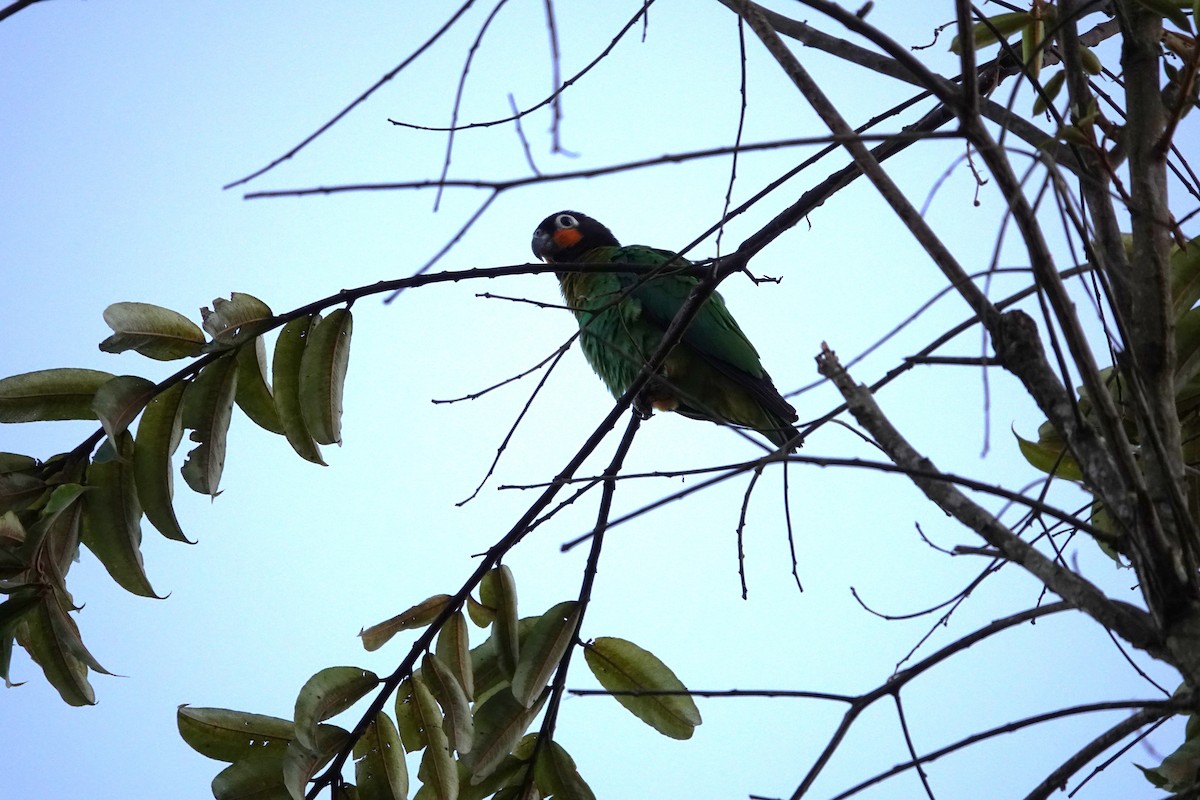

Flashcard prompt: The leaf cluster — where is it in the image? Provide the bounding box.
[182,565,700,800]
[0,294,353,703]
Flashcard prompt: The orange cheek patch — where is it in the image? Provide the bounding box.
[553,228,583,249]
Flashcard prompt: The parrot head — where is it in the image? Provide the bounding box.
[531,211,619,263]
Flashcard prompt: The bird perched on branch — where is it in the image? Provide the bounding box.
[531,210,800,450]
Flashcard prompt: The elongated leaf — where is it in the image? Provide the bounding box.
[483,565,519,679]
[1032,70,1065,115]
[235,337,285,435]
[32,482,88,576]
[42,587,111,675]
[283,729,350,800]
[512,601,579,708]
[274,316,325,465]
[133,381,190,542]
[0,589,40,634]
[1174,237,1200,319]
[299,308,353,446]
[1014,429,1084,481]
[0,453,40,473]
[212,748,290,800]
[436,612,474,701]
[0,368,113,422]
[459,752,528,800]
[294,666,379,753]
[394,678,428,753]
[467,593,494,628]
[202,293,274,347]
[14,595,94,706]
[354,712,409,800]
[178,706,296,762]
[81,433,158,597]
[583,637,701,740]
[180,355,238,496]
[469,616,540,708]
[949,11,1031,53]
[1177,307,1200,390]
[534,740,595,800]
[1021,16,1044,80]
[464,688,547,783]
[0,471,46,514]
[423,652,474,755]
[417,725,457,800]
[93,375,156,444]
[360,594,452,652]
[100,301,205,360]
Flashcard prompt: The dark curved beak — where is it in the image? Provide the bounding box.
[531,229,553,262]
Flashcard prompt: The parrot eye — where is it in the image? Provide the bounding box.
[555,214,578,229]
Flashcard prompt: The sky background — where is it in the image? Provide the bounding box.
[1,2,1192,799]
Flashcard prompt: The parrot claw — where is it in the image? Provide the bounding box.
[632,393,655,420]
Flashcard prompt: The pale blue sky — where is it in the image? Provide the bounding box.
[1,3,1188,799]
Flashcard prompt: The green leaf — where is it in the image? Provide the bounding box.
[1078,44,1103,75]
[1014,429,1083,481]
[416,725,458,800]
[466,593,494,628]
[436,611,474,701]
[178,706,296,762]
[1177,307,1200,390]
[0,453,39,473]
[180,355,238,497]
[273,316,325,465]
[201,293,274,348]
[1021,16,1044,80]
[1139,734,1200,791]
[1173,237,1200,319]
[235,338,285,435]
[411,672,444,735]
[30,482,88,576]
[512,601,579,708]
[1032,70,1065,116]
[294,666,379,753]
[0,471,46,514]
[354,712,409,800]
[423,652,474,755]
[299,308,353,446]
[99,301,205,361]
[469,616,540,708]
[133,381,190,542]
[92,375,157,444]
[949,11,1031,54]
[283,729,350,800]
[393,678,428,753]
[534,740,595,800]
[360,594,453,652]
[0,368,113,422]
[463,687,547,783]
[29,586,111,678]
[81,432,159,598]
[212,748,291,800]
[483,565,519,679]
[583,636,701,740]
[14,593,95,706]
[0,589,40,635]
[458,752,528,800]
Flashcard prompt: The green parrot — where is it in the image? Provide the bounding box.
[531,210,800,450]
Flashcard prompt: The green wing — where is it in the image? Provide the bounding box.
[597,245,767,379]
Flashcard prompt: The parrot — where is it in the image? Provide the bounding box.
[531,210,800,450]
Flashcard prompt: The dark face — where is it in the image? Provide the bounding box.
[531,211,620,263]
